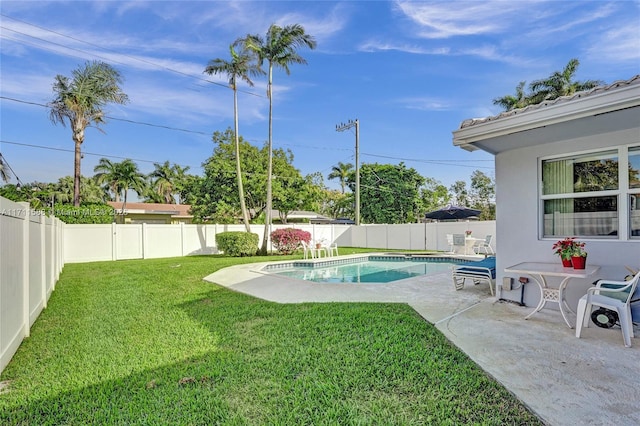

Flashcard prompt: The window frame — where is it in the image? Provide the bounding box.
[539,143,640,241]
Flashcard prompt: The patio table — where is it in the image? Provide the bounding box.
[504,262,600,328]
[463,237,480,255]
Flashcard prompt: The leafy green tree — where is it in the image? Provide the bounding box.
[0,184,23,201]
[48,61,128,206]
[350,162,425,224]
[191,129,266,223]
[419,177,451,215]
[450,180,469,207]
[205,44,264,231]
[177,174,202,206]
[469,170,495,220]
[238,23,317,254]
[80,176,107,204]
[328,162,353,194]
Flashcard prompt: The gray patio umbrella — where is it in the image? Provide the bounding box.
[424,205,481,220]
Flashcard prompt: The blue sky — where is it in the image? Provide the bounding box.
[1,0,639,193]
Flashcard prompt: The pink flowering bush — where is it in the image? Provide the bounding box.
[270,228,311,255]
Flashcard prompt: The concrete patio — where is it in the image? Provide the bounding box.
[204,256,640,426]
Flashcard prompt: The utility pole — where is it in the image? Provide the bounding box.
[335,119,360,225]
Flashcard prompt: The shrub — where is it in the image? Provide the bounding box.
[270,228,311,255]
[216,231,259,257]
[50,203,115,224]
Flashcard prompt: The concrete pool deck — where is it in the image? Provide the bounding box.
[204,255,640,426]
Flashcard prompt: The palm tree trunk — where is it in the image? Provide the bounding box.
[234,87,252,233]
[260,65,274,255]
[73,138,82,207]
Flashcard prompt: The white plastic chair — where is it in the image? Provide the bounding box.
[575,270,640,347]
[452,234,465,254]
[446,234,454,253]
[300,241,315,259]
[473,235,495,255]
[327,242,339,257]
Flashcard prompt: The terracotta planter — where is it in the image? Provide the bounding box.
[316,243,322,249]
[561,258,573,267]
[572,255,587,269]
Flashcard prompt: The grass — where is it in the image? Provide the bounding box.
[0,251,542,425]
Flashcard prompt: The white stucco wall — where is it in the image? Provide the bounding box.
[497,127,640,310]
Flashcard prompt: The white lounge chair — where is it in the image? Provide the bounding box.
[452,257,496,296]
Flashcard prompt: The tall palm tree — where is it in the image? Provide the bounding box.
[238,24,316,254]
[0,153,11,183]
[148,161,190,204]
[94,158,145,208]
[116,159,146,210]
[528,58,602,103]
[48,61,128,206]
[172,164,191,204]
[328,162,354,193]
[204,44,263,232]
[94,158,122,201]
[492,81,528,111]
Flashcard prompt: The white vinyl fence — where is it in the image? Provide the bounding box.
[63,221,496,263]
[1,197,64,373]
[63,223,355,263]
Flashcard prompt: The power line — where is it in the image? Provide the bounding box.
[1,96,211,136]
[0,152,24,186]
[1,96,493,170]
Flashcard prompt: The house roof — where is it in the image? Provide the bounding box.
[107,202,192,217]
[452,75,640,154]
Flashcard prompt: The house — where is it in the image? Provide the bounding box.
[452,75,640,307]
[107,202,192,224]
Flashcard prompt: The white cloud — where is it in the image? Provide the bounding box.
[394,0,531,39]
[359,40,450,55]
[397,96,452,111]
[586,21,640,63]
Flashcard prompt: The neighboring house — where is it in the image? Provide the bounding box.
[452,75,640,307]
[277,210,332,224]
[250,209,332,224]
[107,202,192,224]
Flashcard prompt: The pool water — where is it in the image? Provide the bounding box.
[274,259,456,284]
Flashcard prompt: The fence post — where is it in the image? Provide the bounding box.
[19,203,30,338]
[142,223,148,259]
[111,222,117,261]
[180,222,186,257]
[40,214,47,308]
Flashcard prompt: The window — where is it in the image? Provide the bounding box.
[541,145,640,239]
[630,146,640,236]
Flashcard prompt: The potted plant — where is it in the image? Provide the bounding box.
[552,237,579,267]
[465,230,472,237]
[570,241,588,269]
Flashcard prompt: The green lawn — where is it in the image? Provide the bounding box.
[0,252,541,425]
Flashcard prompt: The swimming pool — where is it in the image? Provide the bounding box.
[266,255,463,284]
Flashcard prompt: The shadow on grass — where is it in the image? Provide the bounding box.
[1,261,542,425]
